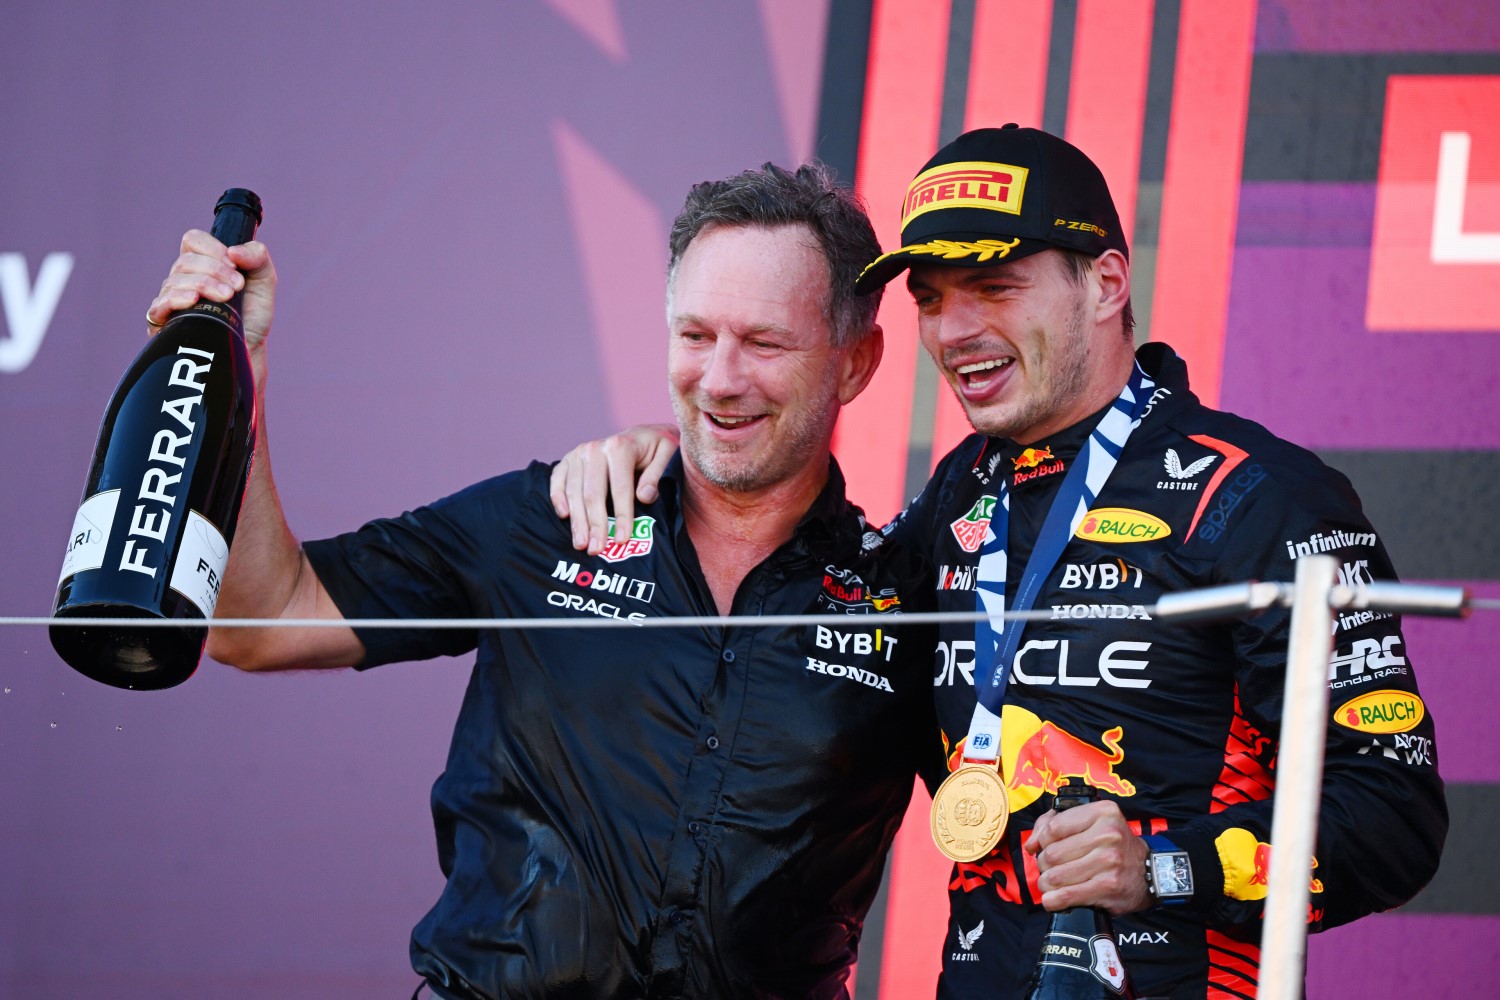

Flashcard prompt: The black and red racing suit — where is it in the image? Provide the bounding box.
[884,342,1447,999]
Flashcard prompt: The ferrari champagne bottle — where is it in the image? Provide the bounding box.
[50,189,262,690]
[1022,779,1138,999]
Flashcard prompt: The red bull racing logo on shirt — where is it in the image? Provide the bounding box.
[1013,446,1054,470]
[1012,446,1066,486]
[819,566,903,614]
[951,495,996,553]
[599,515,655,563]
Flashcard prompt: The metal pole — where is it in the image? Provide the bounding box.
[1259,554,1338,1000]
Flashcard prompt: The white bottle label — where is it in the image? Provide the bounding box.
[59,490,121,583]
[169,510,229,617]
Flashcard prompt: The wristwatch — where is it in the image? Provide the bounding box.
[1142,834,1193,906]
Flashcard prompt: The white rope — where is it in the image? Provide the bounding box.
[10,588,1491,631]
[6,609,1065,630]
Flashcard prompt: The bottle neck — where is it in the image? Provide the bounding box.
[165,295,245,335]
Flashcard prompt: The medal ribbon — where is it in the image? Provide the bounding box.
[959,362,1154,765]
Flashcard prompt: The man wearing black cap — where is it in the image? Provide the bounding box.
[862,123,1447,998]
[558,125,1446,998]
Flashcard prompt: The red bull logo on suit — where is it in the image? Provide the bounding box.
[945,706,1138,812]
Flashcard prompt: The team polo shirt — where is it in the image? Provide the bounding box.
[305,456,941,1000]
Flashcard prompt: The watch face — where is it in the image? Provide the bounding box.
[1153,852,1193,896]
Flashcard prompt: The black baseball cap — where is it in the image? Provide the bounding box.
[854,124,1127,294]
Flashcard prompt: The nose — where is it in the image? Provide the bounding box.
[928,290,987,350]
[698,337,750,399]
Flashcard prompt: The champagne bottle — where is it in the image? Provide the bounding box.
[1023,779,1137,1000]
[50,189,262,690]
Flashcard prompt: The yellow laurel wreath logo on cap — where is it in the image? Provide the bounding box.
[901,238,1021,261]
[858,238,1023,284]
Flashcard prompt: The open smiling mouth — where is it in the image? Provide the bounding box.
[956,357,1013,388]
[707,414,765,428]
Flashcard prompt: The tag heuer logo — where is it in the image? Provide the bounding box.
[950,496,996,553]
[599,515,656,563]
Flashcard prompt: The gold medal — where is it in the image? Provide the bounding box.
[930,762,1010,862]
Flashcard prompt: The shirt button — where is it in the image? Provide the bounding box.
[670,908,687,925]
[689,821,703,835]
[722,649,736,663]
[706,735,720,751]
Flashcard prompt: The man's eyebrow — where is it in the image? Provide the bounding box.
[672,313,795,337]
[908,267,1023,295]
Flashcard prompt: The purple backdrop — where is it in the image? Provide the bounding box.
[1,3,827,995]
[3,1,1497,997]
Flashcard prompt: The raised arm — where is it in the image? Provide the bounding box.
[146,230,363,671]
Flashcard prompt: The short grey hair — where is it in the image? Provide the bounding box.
[667,162,882,348]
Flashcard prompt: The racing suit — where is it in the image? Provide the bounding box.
[885,343,1447,999]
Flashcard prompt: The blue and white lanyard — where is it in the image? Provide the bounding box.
[960,362,1155,763]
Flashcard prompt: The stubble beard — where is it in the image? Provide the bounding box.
[962,293,1094,440]
[673,379,840,493]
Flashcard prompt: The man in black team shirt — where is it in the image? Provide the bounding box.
[559,126,1447,998]
[145,163,942,1000]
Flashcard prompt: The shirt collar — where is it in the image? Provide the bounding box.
[659,452,864,560]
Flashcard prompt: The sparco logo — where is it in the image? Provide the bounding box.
[1195,464,1267,544]
[551,560,655,603]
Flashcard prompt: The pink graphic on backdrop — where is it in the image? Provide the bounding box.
[545,0,628,62]
[1367,76,1500,332]
[551,119,672,427]
[756,0,831,165]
